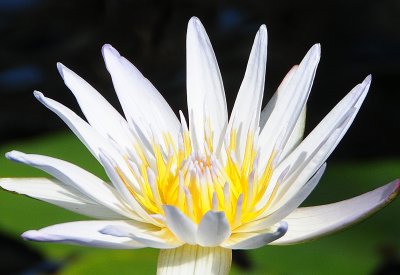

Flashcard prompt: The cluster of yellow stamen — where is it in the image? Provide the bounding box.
[117,121,278,229]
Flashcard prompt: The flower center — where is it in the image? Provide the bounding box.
[115,125,278,229]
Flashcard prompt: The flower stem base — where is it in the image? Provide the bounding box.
[157,245,232,275]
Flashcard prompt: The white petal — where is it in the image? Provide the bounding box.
[163,205,197,244]
[21,220,145,249]
[237,163,326,233]
[196,211,231,246]
[100,224,182,249]
[280,106,306,159]
[33,91,120,160]
[266,76,371,210]
[261,121,347,214]
[272,179,400,245]
[258,44,320,167]
[57,63,132,148]
[33,91,143,194]
[6,151,135,219]
[229,25,267,158]
[102,44,180,146]
[259,65,298,129]
[186,17,228,152]
[0,178,124,219]
[280,75,371,169]
[222,221,287,249]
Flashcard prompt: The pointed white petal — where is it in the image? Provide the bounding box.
[101,224,182,249]
[102,44,180,146]
[280,76,371,168]
[33,91,120,160]
[163,205,197,244]
[259,65,298,129]
[6,151,135,219]
[196,211,231,246]
[265,76,371,210]
[186,17,228,152]
[259,45,320,167]
[280,106,306,159]
[21,220,145,249]
[229,25,267,158]
[0,178,125,219]
[261,120,347,214]
[33,91,143,194]
[222,221,287,249]
[272,179,400,245]
[57,63,132,148]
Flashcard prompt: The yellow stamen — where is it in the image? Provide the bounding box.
[114,120,278,229]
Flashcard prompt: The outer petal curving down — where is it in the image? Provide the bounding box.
[272,179,400,245]
[21,220,147,249]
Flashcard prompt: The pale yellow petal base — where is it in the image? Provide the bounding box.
[157,245,232,275]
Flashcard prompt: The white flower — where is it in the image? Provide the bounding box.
[1,17,398,274]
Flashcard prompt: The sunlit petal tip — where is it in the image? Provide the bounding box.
[313,43,321,53]
[32,90,49,105]
[306,43,321,62]
[32,89,42,98]
[257,24,268,43]
[0,178,12,189]
[258,24,268,39]
[101,43,118,57]
[388,179,400,200]
[56,62,79,83]
[101,44,123,70]
[5,150,26,163]
[56,62,66,77]
[6,151,37,167]
[102,43,128,67]
[22,230,51,242]
[188,16,202,28]
[364,74,372,83]
[187,16,210,46]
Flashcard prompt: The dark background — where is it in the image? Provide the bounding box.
[0,0,399,160]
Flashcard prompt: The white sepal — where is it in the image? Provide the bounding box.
[186,17,228,153]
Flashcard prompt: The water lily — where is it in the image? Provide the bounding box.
[1,17,398,274]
